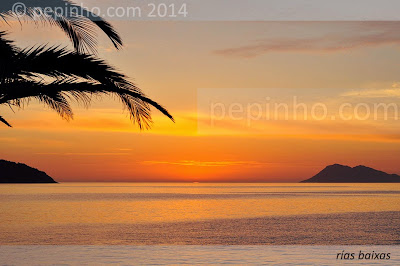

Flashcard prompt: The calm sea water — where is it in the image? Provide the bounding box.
[0,183,399,264]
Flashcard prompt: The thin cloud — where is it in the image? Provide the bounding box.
[342,83,400,98]
[342,89,400,98]
[140,160,268,167]
[214,22,400,58]
[35,152,130,156]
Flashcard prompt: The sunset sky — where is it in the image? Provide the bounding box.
[1,20,400,182]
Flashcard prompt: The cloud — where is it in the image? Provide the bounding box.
[140,160,267,167]
[214,22,400,58]
[342,83,400,98]
[35,152,130,156]
[342,89,400,98]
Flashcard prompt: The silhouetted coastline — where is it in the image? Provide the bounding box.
[301,164,400,183]
[0,160,56,183]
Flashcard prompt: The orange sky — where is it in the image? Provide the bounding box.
[1,20,400,182]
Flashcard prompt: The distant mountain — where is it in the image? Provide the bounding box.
[0,160,57,183]
[301,164,400,183]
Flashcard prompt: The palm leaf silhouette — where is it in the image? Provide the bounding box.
[0,115,11,127]
[0,0,122,53]
[0,32,174,129]
[0,1,173,129]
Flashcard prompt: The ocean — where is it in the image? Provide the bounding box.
[0,183,399,264]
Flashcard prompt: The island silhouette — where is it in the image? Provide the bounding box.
[301,164,400,183]
[0,160,56,183]
[2,160,400,183]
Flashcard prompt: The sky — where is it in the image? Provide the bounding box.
[1,20,400,182]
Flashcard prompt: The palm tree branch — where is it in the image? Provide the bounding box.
[8,45,174,122]
[15,45,127,84]
[0,0,123,53]
[0,115,12,127]
[0,79,174,129]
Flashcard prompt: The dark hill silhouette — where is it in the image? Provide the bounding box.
[301,164,400,183]
[0,160,56,183]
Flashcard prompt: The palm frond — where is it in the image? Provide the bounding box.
[0,78,173,129]
[0,115,12,127]
[15,45,127,84]
[0,0,123,53]
[0,30,15,55]
[37,92,73,120]
[0,29,173,129]
[1,44,174,125]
